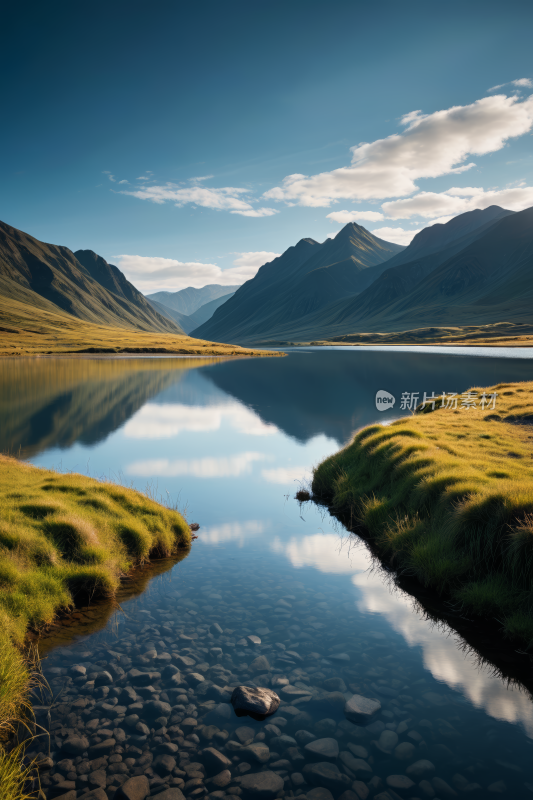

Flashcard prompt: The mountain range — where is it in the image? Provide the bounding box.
[147,284,240,315]
[192,205,533,345]
[146,288,236,334]
[0,221,183,334]
[191,224,404,342]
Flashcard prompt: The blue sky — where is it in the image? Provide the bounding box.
[2,0,533,292]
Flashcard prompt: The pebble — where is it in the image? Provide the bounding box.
[230,685,280,717]
[376,729,398,753]
[304,737,339,760]
[344,694,381,724]
[238,770,284,799]
[33,563,533,800]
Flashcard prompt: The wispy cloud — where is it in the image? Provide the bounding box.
[489,78,532,92]
[382,185,533,220]
[326,209,385,224]
[231,251,280,269]
[121,182,278,218]
[264,94,533,207]
[262,466,310,484]
[126,451,266,478]
[103,171,116,182]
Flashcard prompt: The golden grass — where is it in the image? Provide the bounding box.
[0,454,192,795]
[312,381,533,645]
[309,321,533,348]
[0,292,281,357]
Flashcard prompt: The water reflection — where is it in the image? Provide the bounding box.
[3,351,533,761]
[273,530,533,735]
[127,451,268,478]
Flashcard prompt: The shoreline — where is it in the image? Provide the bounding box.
[311,380,533,649]
[0,456,193,798]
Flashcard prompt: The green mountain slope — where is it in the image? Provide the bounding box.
[191,223,404,342]
[0,221,182,333]
[147,283,240,315]
[247,205,533,343]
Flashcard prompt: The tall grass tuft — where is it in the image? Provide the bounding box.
[0,454,194,798]
[312,380,533,646]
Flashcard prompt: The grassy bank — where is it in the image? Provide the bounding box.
[0,455,192,797]
[308,321,533,347]
[0,292,281,357]
[312,381,533,646]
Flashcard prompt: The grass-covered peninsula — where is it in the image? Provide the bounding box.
[312,381,533,646]
[0,455,192,798]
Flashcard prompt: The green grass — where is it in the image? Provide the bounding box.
[0,454,193,797]
[312,380,533,647]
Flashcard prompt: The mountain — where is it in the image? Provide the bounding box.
[188,292,235,328]
[0,221,183,334]
[191,223,405,343]
[248,205,533,343]
[146,297,193,332]
[147,284,240,316]
[147,291,236,334]
[377,205,515,271]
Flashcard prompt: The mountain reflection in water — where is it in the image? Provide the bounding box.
[4,350,533,747]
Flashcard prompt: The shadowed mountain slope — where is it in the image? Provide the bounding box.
[246,205,533,344]
[378,205,515,271]
[191,223,404,342]
[147,284,240,316]
[0,221,182,333]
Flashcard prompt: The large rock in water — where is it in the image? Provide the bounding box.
[231,685,280,718]
[344,694,381,724]
[115,775,150,800]
[239,771,284,799]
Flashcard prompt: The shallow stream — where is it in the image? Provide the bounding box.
[4,349,533,800]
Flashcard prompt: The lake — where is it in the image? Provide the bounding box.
[5,348,533,800]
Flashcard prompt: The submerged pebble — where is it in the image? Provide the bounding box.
[29,562,532,800]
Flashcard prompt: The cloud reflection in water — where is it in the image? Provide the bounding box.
[123,402,278,439]
[273,532,533,737]
[126,451,267,478]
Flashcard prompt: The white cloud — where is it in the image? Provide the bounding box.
[121,182,278,218]
[232,251,280,269]
[114,254,258,293]
[262,466,311,484]
[200,520,267,547]
[123,402,278,439]
[369,226,422,246]
[126,451,266,478]
[118,179,129,184]
[326,231,341,240]
[326,210,385,223]
[382,185,533,220]
[489,78,533,92]
[263,94,533,207]
[271,533,369,575]
[103,171,116,182]
[273,531,533,734]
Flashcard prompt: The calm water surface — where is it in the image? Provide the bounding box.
[4,349,533,800]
